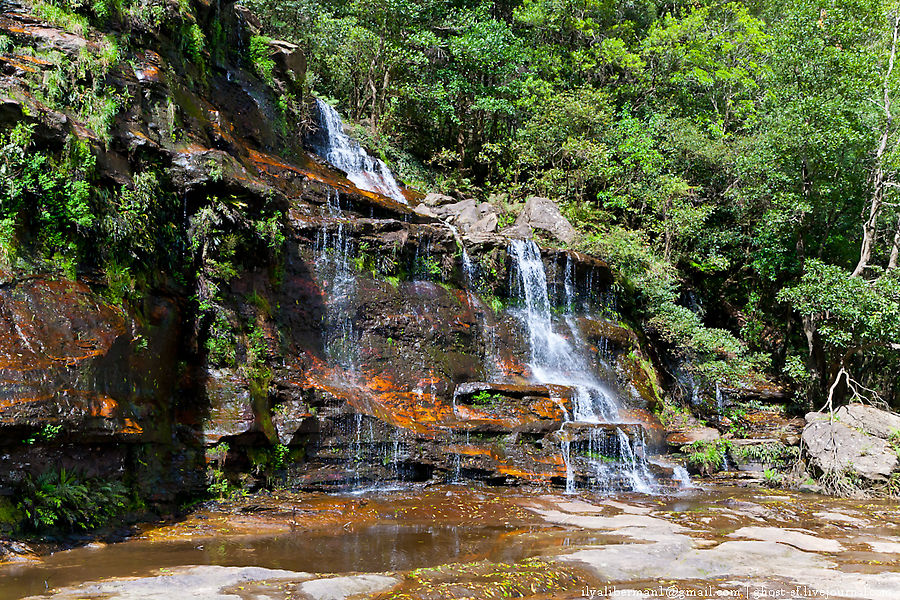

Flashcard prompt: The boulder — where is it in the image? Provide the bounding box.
[504,196,577,245]
[801,418,898,482]
[413,204,436,218]
[833,404,900,440]
[423,192,457,207]
[428,198,499,236]
[268,39,306,85]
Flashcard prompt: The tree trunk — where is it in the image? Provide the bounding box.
[852,13,900,276]
[889,212,900,269]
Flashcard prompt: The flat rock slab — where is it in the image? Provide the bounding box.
[299,575,399,600]
[867,540,900,553]
[728,526,844,552]
[813,511,866,525]
[25,565,312,600]
[665,426,721,446]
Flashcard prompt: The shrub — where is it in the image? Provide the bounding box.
[682,439,730,475]
[16,469,131,534]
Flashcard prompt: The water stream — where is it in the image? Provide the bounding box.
[507,239,657,493]
[310,99,407,204]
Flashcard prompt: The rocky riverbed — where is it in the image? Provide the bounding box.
[3,482,899,600]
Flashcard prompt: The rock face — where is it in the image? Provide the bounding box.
[504,196,577,245]
[0,0,679,509]
[665,427,721,447]
[802,413,899,482]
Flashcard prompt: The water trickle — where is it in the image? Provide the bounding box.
[311,99,407,204]
[508,239,658,493]
[314,192,359,370]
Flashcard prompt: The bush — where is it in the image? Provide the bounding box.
[682,439,730,475]
[16,469,131,534]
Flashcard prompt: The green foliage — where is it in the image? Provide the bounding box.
[581,227,767,388]
[763,468,782,486]
[249,35,276,86]
[16,469,130,533]
[778,261,900,354]
[23,423,64,445]
[731,442,799,467]
[0,125,94,264]
[417,255,443,279]
[206,312,237,366]
[682,439,730,474]
[471,390,504,406]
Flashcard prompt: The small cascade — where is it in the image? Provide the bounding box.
[339,412,408,492]
[508,239,658,493]
[310,99,407,204]
[314,192,359,370]
[715,382,725,413]
[672,465,693,488]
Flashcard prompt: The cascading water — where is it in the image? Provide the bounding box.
[311,99,407,204]
[314,191,359,370]
[508,239,658,493]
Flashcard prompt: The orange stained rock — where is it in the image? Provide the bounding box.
[120,418,143,435]
[620,407,665,430]
[0,393,53,412]
[0,56,37,73]
[447,445,496,458]
[89,394,119,419]
[529,397,567,420]
[14,54,52,66]
[0,278,127,370]
[248,149,415,216]
[497,465,552,481]
[175,142,213,155]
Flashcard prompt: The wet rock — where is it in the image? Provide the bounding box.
[504,196,577,245]
[802,416,898,481]
[729,526,844,552]
[832,404,900,440]
[26,565,311,600]
[454,382,574,401]
[203,369,255,445]
[665,426,721,447]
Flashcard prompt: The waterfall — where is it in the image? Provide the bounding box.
[311,99,407,204]
[508,239,658,493]
[314,191,359,370]
[508,240,618,421]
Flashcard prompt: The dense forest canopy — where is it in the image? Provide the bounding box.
[245,0,900,408]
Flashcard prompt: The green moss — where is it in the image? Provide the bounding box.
[249,35,276,86]
[0,496,23,534]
